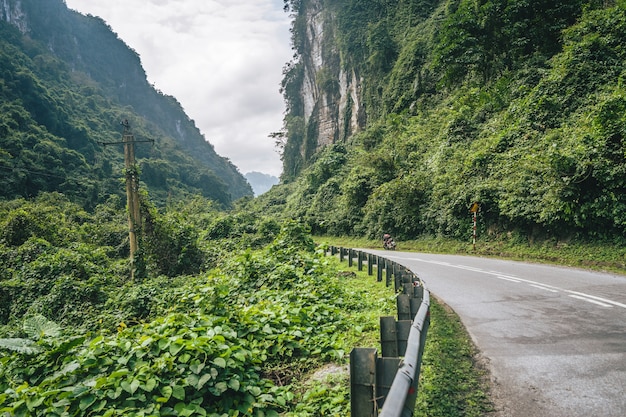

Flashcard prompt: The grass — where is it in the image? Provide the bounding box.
[415,300,493,416]
[317,235,626,274]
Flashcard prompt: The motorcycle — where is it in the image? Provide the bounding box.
[382,234,396,250]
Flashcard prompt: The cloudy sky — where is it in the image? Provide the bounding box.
[64,0,293,177]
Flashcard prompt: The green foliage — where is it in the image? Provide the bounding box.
[0,3,251,209]
[142,202,205,277]
[0,197,400,415]
[267,1,626,242]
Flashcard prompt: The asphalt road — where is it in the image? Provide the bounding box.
[364,250,626,417]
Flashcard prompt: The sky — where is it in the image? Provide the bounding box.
[64,0,293,177]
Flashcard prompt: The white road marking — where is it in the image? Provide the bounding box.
[530,284,559,293]
[385,255,626,309]
[496,275,521,283]
[568,295,613,308]
[565,291,626,308]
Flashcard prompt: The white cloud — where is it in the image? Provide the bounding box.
[65,0,292,177]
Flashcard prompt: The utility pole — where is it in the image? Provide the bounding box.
[470,202,479,251]
[99,120,153,279]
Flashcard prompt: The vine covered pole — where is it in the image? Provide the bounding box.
[98,120,153,280]
[122,120,141,277]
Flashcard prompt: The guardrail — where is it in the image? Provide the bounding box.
[326,246,431,416]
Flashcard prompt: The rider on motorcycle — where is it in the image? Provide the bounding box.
[382,233,396,250]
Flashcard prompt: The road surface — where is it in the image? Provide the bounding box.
[365,250,626,417]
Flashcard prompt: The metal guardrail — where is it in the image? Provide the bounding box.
[379,291,430,417]
[326,246,431,416]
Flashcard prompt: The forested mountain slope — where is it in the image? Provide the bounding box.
[0,0,252,208]
[261,0,626,242]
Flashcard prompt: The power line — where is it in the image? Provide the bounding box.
[0,163,68,180]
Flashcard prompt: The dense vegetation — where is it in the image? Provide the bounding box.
[0,0,251,209]
[0,192,494,416]
[271,0,626,243]
[0,193,405,415]
[4,0,625,415]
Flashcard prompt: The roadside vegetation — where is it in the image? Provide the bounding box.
[0,193,494,416]
[269,1,626,251]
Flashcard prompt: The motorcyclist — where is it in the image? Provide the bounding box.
[382,233,396,250]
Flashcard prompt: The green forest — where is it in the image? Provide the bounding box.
[272,0,626,244]
[2,0,626,415]
[0,0,251,209]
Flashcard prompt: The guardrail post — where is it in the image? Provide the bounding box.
[376,357,401,411]
[394,270,402,293]
[385,262,393,287]
[397,294,411,321]
[377,258,384,282]
[340,247,345,262]
[357,251,363,271]
[350,348,378,417]
[381,317,413,358]
[367,254,373,275]
[396,320,412,357]
[380,316,399,358]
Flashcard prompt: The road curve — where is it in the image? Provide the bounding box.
[363,250,626,417]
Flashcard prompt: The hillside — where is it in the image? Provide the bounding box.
[260,0,626,242]
[0,0,252,208]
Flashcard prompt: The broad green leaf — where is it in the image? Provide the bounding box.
[158,338,170,351]
[159,385,173,400]
[197,373,211,389]
[26,395,44,410]
[214,382,228,394]
[213,357,226,368]
[143,378,157,392]
[190,362,205,374]
[172,385,185,400]
[187,374,199,388]
[0,338,41,354]
[106,387,122,399]
[121,379,139,395]
[23,315,61,340]
[109,368,130,379]
[228,378,240,391]
[79,394,96,411]
[174,402,196,417]
[169,342,184,356]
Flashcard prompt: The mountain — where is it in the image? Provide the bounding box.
[261,0,626,242]
[0,0,252,208]
[244,171,279,196]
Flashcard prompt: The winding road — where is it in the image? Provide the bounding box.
[364,250,626,417]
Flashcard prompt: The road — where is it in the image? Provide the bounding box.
[364,250,626,417]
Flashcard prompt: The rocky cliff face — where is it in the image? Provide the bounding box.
[298,0,365,150]
[1,0,27,32]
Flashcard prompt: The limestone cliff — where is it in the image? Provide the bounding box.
[299,0,365,148]
[281,0,366,178]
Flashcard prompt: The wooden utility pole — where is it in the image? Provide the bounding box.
[99,120,153,279]
[470,202,479,251]
[122,120,141,269]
